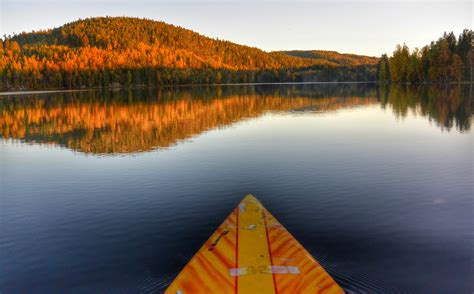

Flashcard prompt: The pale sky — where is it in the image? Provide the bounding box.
[0,0,471,56]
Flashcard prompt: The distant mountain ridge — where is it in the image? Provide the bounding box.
[281,50,379,66]
[0,17,378,90]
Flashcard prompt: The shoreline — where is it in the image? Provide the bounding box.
[0,81,377,96]
[1,80,471,96]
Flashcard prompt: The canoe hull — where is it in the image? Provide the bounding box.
[166,195,344,294]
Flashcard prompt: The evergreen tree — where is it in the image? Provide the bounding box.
[377,54,389,82]
[379,30,472,83]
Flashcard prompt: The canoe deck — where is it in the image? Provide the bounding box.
[165,194,344,293]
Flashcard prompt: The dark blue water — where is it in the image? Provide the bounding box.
[0,84,472,293]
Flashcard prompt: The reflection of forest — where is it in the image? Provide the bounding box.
[0,84,471,154]
[380,85,471,132]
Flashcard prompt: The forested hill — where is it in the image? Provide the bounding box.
[0,17,378,90]
[281,50,379,66]
[8,17,325,70]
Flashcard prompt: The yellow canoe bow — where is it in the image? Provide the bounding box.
[166,194,344,294]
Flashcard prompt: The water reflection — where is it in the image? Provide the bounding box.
[380,85,472,132]
[0,84,471,154]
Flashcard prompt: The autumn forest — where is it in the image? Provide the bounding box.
[0,17,471,91]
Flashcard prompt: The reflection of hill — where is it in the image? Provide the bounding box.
[0,86,376,154]
[380,85,472,132]
[1,84,470,154]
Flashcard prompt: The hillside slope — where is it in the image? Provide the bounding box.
[6,17,333,71]
[0,17,377,90]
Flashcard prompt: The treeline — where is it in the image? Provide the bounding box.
[296,65,376,82]
[0,17,378,91]
[377,30,472,83]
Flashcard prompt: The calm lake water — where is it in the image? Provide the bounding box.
[0,84,472,293]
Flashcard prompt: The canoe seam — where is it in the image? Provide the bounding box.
[234,208,239,294]
[263,208,278,294]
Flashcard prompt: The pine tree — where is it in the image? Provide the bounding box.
[450,54,464,82]
[377,54,389,82]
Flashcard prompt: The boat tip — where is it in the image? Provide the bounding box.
[242,194,259,202]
